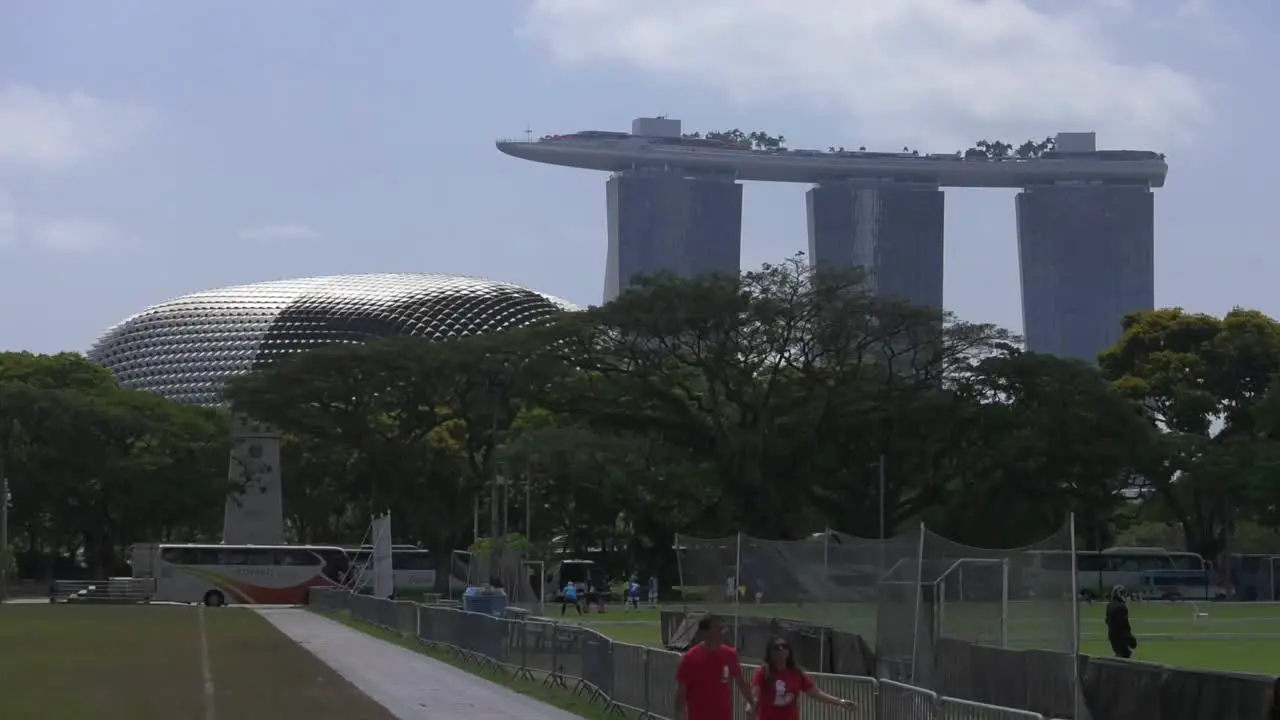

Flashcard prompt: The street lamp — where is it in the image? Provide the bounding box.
[0,419,16,604]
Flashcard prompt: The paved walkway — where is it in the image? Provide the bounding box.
[257,608,583,720]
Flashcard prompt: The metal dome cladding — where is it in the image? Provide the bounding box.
[87,273,577,406]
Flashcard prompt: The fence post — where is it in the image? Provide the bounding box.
[1001,558,1010,649]
[642,647,652,718]
[733,532,743,648]
[515,618,535,681]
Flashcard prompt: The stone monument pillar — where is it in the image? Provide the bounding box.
[222,415,284,544]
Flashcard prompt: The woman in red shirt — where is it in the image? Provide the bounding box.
[751,637,857,720]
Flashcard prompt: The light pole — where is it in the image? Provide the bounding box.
[0,420,14,604]
[1,457,8,604]
[878,454,887,540]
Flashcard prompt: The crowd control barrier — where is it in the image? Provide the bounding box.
[309,588,1056,720]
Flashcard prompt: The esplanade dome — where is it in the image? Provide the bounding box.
[87,273,576,406]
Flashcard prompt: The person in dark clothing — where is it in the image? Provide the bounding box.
[1105,585,1138,658]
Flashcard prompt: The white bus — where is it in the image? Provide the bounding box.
[346,546,440,591]
[131,543,349,607]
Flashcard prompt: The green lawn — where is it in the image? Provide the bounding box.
[564,602,1280,675]
[0,604,399,720]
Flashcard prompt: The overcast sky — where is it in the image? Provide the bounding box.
[1,0,1273,353]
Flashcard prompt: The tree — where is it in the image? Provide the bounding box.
[962,137,1055,159]
[931,351,1155,547]
[1100,307,1280,559]
[0,352,231,577]
[225,339,467,587]
[686,129,787,150]
[496,410,707,577]
[539,256,1014,539]
[226,330,565,589]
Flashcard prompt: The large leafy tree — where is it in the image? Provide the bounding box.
[1100,307,1280,559]
[932,351,1155,548]
[225,329,563,587]
[539,256,1014,539]
[1,352,230,577]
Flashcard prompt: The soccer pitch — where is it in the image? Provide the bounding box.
[578,601,1280,675]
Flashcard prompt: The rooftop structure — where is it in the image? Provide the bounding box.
[497,119,1167,189]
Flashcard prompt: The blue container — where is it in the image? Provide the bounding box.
[461,586,509,616]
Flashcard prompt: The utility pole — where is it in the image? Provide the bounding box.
[879,454,887,540]
[524,475,532,541]
[1,448,9,604]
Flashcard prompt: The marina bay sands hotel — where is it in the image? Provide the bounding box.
[497,117,1166,362]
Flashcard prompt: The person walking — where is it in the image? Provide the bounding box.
[675,615,753,720]
[1105,585,1138,658]
[751,636,856,719]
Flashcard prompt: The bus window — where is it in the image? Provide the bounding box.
[391,550,433,570]
[217,548,274,565]
[275,548,320,566]
[161,547,198,565]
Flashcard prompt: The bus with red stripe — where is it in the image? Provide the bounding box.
[131,543,350,607]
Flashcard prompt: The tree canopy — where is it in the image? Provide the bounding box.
[10,257,1280,581]
[0,352,232,578]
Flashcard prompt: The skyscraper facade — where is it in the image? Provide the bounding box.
[604,171,743,303]
[806,182,946,309]
[1016,185,1155,361]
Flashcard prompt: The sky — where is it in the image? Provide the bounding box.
[1,0,1275,354]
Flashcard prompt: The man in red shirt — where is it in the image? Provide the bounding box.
[675,615,753,720]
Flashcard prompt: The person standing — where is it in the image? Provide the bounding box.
[675,615,753,720]
[751,636,856,719]
[648,574,660,608]
[1105,585,1137,658]
[561,581,581,616]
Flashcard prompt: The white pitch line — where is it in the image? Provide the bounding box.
[198,606,217,720]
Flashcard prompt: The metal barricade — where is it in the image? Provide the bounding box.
[350,593,380,625]
[577,630,615,704]
[303,592,1071,720]
[308,587,349,611]
[937,696,1046,720]
[521,620,563,686]
[609,642,651,716]
[553,623,586,686]
[458,610,506,670]
[809,673,879,720]
[879,678,939,720]
[646,647,683,719]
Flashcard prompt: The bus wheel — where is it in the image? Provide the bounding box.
[203,591,226,608]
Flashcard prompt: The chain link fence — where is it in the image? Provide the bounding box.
[676,519,1081,715]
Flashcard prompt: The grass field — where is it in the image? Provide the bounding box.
[0,604,395,720]
[556,601,1280,676]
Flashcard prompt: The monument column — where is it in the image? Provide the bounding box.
[223,415,284,544]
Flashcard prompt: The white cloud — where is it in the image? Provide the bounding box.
[0,85,154,172]
[28,218,124,254]
[238,223,323,242]
[520,0,1209,149]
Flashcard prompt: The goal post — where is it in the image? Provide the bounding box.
[932,557,1010,648]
